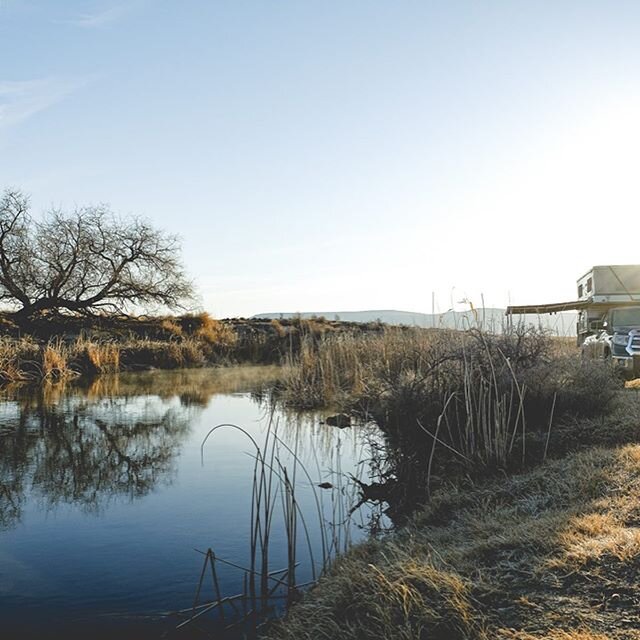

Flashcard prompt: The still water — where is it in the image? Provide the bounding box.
[0,367,380,639]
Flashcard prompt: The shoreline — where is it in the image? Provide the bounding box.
[267,434,640,639]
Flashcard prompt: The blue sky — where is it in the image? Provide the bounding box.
[2,1,640,317]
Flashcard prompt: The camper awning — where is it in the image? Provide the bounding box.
[506,301,590,315]
[506,299,640,315]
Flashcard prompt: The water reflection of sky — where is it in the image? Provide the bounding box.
[0,367,381,639]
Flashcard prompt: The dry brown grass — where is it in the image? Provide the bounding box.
[42,340,69,379]
[117,337,206,369]
[270,318,286,337]
[0,337,39,381]
[0,337,78,381]
[74,336,120,374]
[0,334,208,380]
[160,317,184,338]
[178,311,237,346]
[268,437,640,640]
[279,326,441,409]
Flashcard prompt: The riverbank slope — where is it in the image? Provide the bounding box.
[268,435,640,639]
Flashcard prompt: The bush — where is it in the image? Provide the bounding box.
[279,327,620,511]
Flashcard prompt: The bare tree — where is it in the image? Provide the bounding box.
[0,188,194,317]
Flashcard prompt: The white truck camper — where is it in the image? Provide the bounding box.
[506,265,640,377]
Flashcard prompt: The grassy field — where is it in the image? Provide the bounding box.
[268,326,640,639]
[267,437,640,639]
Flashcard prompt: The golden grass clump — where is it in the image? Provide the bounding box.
[177,312,237,346]
[555,520,640,567]
[74,337,121,374]
[195,318,237,346]
[270,318,286,338]
[160,318,184,338]
[42,341,69,379]
[267,542,484,640]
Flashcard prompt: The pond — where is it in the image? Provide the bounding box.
[0,367,383,639]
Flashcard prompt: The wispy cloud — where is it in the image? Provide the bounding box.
[0,77,87,130]
[60,4,131,28]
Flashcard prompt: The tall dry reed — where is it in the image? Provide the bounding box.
[181,417,360,636]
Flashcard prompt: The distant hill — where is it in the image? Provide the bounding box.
[252,309,577,337]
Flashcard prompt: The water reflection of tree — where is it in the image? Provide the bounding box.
[0,367,280,529]
[35,409,189,507]
[0,397,191,529]
[0,465,24,529]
